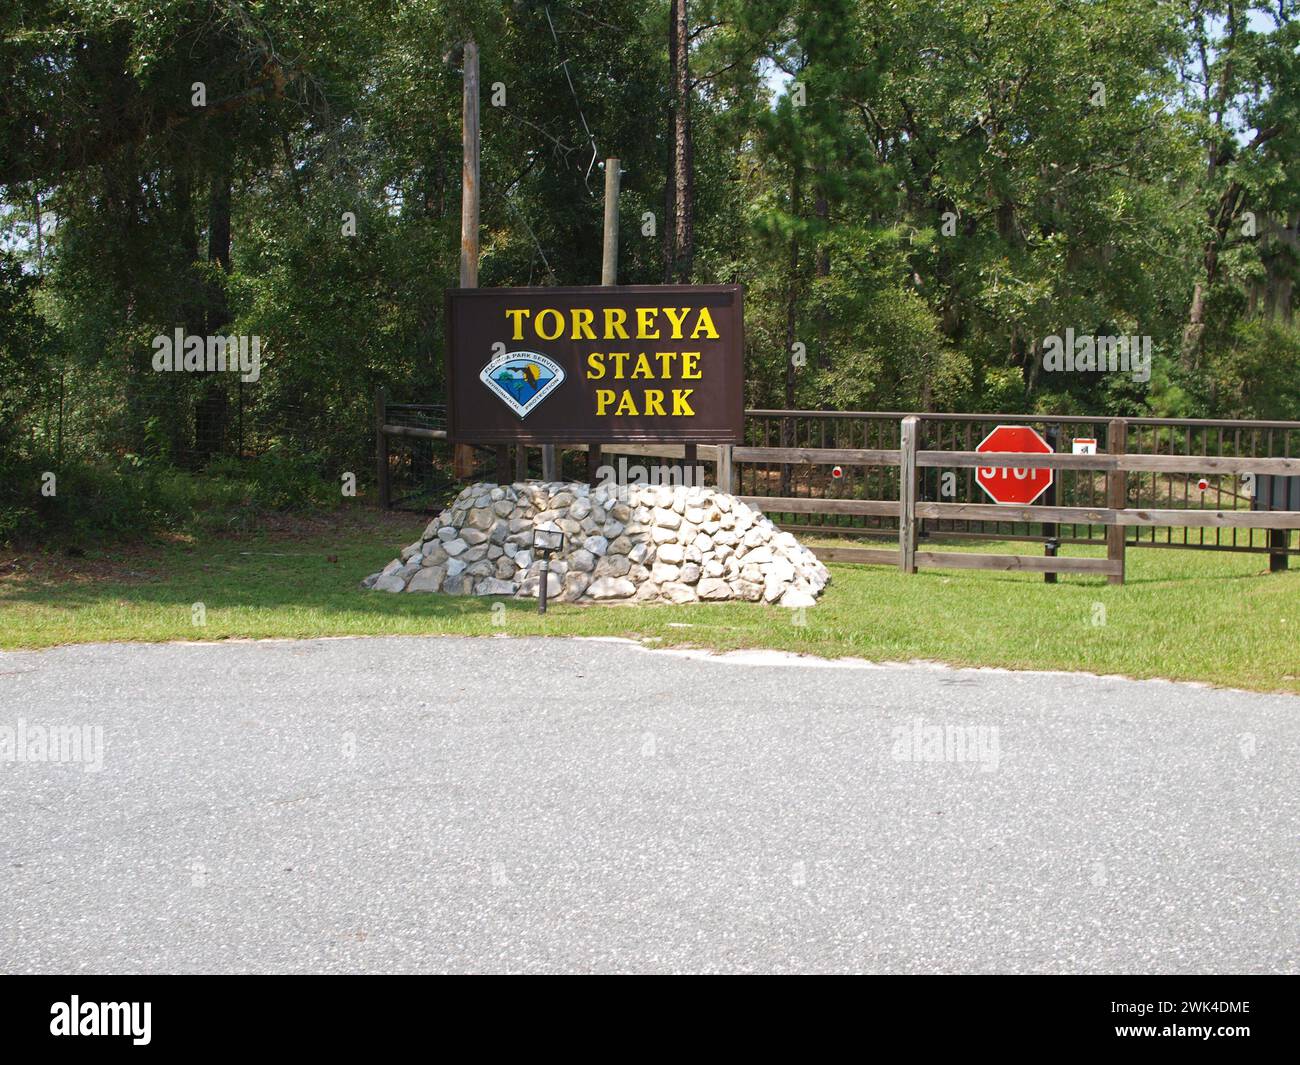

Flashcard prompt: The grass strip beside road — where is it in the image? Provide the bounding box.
[1,513,1296,693]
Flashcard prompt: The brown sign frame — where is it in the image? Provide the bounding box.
[445,284,744,444]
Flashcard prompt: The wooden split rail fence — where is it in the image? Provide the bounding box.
[377,395,1300,584]
[733,416,1300,583]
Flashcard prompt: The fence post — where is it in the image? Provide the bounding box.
[779,416,792,497]
[718,444,734,493]
[452,442,475,480]
[899,415,919,573]
[1043,425,1060,584]
[374,386,390,510]
[514,444,528,483]
[1106,417,1127,585]
[541,444,558,482]
[1256,472,1294,573]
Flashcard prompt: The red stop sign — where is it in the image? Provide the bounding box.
[975,425,1054,505]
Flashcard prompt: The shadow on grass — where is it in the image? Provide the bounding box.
[5,525,1297,696]
[0,569,625,620]
[0,552,756,640]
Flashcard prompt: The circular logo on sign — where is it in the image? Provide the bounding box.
[479,350,566,419]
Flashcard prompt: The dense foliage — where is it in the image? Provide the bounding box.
[1,0,1298,540]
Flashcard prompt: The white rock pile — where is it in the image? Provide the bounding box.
[362,480,829,607]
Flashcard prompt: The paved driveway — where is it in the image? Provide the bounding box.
[1,637,1295,973]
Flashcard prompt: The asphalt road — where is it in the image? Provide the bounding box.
[1,636,1295,974]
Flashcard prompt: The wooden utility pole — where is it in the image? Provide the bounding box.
[454,39,484,482]
[601,158,620,286]
[459,40,480,287]
[586,158,622,485]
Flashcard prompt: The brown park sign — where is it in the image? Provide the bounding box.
[445,284,744,444]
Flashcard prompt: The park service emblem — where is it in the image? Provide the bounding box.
[479,350,565,419]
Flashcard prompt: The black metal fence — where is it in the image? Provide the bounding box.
[376,399,451,511]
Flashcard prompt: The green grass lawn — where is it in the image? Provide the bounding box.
[2,509,1297,693]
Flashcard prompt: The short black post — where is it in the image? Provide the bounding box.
[532,525,564,614]
[1268,530,1289,573]
[537,556,551,614]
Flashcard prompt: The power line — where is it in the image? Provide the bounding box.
[506,194,556,283]
[544,4,600,192]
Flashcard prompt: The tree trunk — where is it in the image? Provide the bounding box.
[1262,213,1298,326]
[1182,180,1244,366]
[175,169,201,463]
[662,12,677,283]
[194,158,233,463]
[814,178,830,369]
[1182,8,1250,368]
[107,144,148,458]
[664,0,694,283]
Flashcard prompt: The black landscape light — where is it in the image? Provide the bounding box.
[532,522,565,614]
